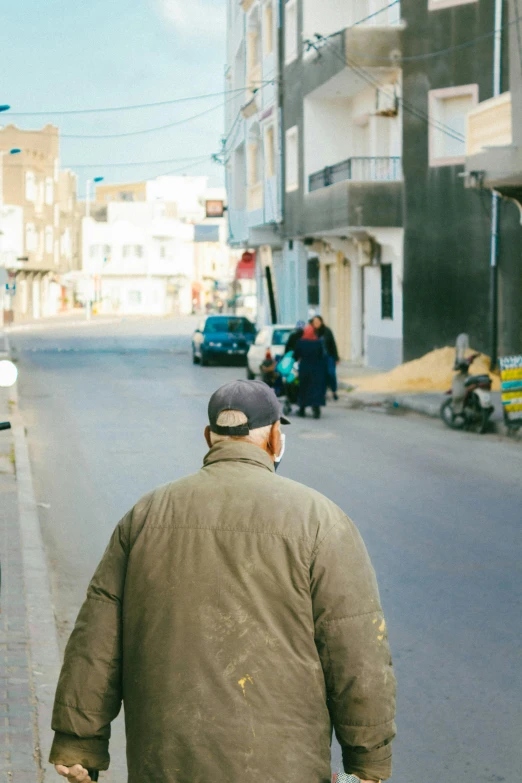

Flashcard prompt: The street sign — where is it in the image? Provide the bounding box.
[205,199,224,218]
[499,355,522,430]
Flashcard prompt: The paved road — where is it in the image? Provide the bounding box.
[9,316,522,782]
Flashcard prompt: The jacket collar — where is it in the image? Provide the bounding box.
[203,441,275,473]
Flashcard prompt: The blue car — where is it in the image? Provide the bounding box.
[192,315,257,366]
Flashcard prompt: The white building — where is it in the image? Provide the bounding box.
[81,177,240,317]
[225,0,283,326]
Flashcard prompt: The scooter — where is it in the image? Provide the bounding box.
[440,353,494,434]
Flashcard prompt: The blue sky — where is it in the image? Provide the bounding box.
[0,0,227,193]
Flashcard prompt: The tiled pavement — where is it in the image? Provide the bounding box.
[0,387,41,782]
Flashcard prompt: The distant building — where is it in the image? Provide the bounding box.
[0,124,78,323]
[80,176,241,317]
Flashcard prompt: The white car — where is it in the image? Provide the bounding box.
[247,324,294,379]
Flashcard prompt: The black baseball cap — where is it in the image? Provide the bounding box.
[208,380,291,437]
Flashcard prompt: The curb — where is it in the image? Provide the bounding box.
[340,389,521,440]
[4,332,61,781]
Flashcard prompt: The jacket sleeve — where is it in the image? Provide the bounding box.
[49,516,131,771]
[327,328,340,362]
[311,514,396,781]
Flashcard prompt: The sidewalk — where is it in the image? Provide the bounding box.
[0,385,41,782]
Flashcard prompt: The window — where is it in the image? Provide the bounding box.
[429,0,477,9]
[263,1,274,55]
[285,126,299,192]
[45,226,53,254]
[128,290,142,306]
[25,171,36,202]
[381,264,394,320]
[285,0,298,64]
[255,328,270,346]
[45,177,54,205]
[307,258,320,306]
[429,84,478,166]
[272,329,292,346]
[54,203,60,227]
[25,223,36,252]
[122,244,143,258]
[264,124,276,179]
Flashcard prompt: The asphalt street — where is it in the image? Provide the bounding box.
[9,316,522,783]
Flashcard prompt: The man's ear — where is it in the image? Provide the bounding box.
[268,421,282,461]
[204,426,213,449]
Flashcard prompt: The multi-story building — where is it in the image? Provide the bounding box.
[228,0,522,369]
[0,124,78,322]
[225,0,284,326]
[281,0,403,367]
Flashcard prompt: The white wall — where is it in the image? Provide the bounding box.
[363,228,404,367]
[304,83,402,183]
[304,98,354,181]
[0,205,23,267]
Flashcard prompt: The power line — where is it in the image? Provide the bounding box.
[6,85,273,117]
[61,101,226,139]
[352,0,400,27]
[319,36,466,143]
[307,1,522,66]
[63,154,209,169]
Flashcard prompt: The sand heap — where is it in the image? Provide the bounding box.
[349,347,500,393]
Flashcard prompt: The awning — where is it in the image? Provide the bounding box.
[236,251,256,280]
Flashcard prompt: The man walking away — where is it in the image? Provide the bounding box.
[50,380,396,783]
[312,315,340,400]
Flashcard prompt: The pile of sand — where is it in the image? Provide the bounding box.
[348,346,500,393]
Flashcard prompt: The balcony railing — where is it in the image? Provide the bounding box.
[309,157,403,192]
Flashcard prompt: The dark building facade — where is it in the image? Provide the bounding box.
[402,0,522,361]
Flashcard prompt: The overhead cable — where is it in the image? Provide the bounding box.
[7,84,274,117]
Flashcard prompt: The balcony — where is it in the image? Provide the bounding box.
[309,157,402,192]
[303,157,403,235]
[467,93,512,157]
[465,91,522,200]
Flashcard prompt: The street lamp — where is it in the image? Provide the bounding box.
[85,176,104,219]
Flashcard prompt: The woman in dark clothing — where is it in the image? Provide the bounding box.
[312,315,340,400]
[285,320,305,355]
[293,324,328,419]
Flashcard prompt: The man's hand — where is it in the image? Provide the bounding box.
[55,765,92,782]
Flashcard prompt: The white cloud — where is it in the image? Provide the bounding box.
[157,0,226,40]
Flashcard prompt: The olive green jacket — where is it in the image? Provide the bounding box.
[50,441,396,782]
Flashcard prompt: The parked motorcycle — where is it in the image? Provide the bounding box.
[440,352,494,434]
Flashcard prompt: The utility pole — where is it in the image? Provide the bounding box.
[489,0,503,370]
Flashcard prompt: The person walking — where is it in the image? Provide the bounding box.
[49,380,396,783]
[285,319,306,354]
[293,323,328,419]
[312,315,340,401]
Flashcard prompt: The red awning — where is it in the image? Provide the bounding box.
[236,251,256,280]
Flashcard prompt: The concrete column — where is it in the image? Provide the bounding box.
[351,258,363,362]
